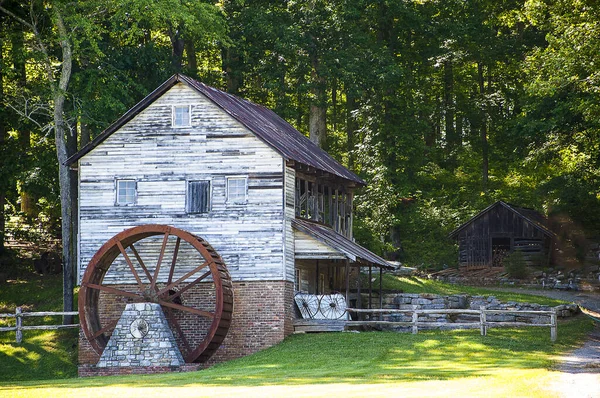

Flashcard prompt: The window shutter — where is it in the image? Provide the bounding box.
[187,181,210,213]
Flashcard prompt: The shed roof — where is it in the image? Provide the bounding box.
[449,201,555,238]
[66,74,364,186]
[292,218,393,269]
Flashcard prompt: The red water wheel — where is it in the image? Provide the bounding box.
[78,225,233,363]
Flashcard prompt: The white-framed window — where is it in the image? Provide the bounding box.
[187,180,210,214]
[226,176,247,204]
[172,105,191,127]
[116,179,136,205]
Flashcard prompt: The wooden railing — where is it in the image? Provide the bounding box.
[0,308,79,343]
[346,306,558,341]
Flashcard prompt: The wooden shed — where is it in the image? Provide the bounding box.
[449,201,554,269]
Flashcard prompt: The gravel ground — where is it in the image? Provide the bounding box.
[484,287,600,397]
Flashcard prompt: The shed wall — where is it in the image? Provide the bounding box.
[457,204,551,267]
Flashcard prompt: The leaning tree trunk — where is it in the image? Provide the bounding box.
[54,11,75,323]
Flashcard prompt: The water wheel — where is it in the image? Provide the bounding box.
[78,224,233,363]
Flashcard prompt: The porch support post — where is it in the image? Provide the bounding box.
[379,266,383,309]
[356,265,361,310]
[368,265,372,310]
[315,260,320,295]
[345,259,350,306]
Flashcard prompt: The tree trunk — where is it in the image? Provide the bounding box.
[478,62,488,190]
[54,11,75,323]
[168,25,185,72]
[0,36,5,253]
[185,40,197,77]
[80,122,91,147]
[222,47,242,94]
[346,91,358,171]
[12,25,35,216]
[444,60,457,165]
[309,55,326,148]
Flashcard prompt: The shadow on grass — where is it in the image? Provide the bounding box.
[3,317,592,391]
[0,329,78,382]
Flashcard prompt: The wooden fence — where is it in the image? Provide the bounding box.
[346,306,558,341]
[0,308,79,343]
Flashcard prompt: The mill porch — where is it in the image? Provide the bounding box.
[292,218,393,332]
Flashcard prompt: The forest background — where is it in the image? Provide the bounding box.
[0,0,599,282]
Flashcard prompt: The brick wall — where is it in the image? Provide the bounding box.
[78,280,295,373]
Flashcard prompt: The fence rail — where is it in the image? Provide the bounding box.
[0,307,79,343]
[346,306,558,341]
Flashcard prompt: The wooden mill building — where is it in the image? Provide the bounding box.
[66,74,389,371]
[449,201,554,269]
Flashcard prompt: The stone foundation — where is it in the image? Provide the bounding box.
[78,280,295,376]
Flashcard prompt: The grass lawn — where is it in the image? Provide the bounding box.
[0,317,594,397]
[373,275,566,306]
[0,265,593,397]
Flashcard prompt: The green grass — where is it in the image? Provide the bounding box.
[0,258,591,396]
[371,275,565,306]
[0,272,79,381]
[0,317,594,397]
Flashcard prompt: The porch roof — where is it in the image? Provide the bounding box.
[292,218,393,269]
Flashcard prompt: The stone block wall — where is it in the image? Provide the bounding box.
[363,293,578,327]
[79,280,295,375]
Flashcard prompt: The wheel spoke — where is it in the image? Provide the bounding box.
[84,283,144,301]
[92,319,119,340]
[167,237,181,285]
[163,307,191,354]
[151,231,170,290]
[116,240,144,291]
[158,300,215,319]
[156,261,211,296]
[129,244,153,284]
[165,270,211,302]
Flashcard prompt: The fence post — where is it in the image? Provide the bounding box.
[15,307,23,344]
[480,306,487,336]
[550,308,557,342]
[412,306,418,335]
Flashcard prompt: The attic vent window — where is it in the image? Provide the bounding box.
[226,177,247,204]
[187,180,210,214]
[116,179,136,205]
[173,105,191,127]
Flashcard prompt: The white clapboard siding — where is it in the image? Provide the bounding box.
[294,230,346,260]
[283,165,296,282]
[78,83,288,284]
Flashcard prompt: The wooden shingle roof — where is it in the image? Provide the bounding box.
[66,74,364,186]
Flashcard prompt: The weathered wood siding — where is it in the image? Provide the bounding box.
[283,165,296,282]
[457,204,550,267]
[294,231,345,260]
[78,83,288,284]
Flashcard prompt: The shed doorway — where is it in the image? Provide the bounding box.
[491,237,511,267]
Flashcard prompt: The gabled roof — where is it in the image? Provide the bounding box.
[66,74,365,186]
[292,218,393,269]
[449,201,555,238]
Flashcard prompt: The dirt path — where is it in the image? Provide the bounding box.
[550,324,600,398]
[484,287,600,397]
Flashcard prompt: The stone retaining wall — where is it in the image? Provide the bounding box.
[362,293,578,327]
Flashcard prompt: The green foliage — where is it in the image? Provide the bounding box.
[503,250,530,279]
[2,0,600,270]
